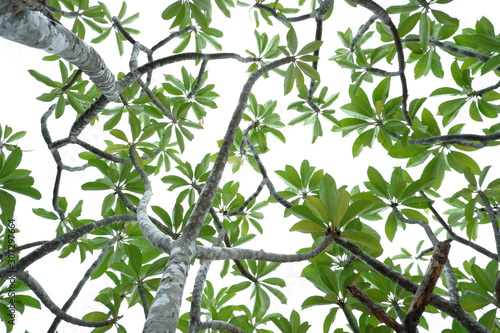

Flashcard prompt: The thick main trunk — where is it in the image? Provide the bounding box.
[0,0,119,100]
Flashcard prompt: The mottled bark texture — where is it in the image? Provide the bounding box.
[404,242,450,333]
[0,0,119,100]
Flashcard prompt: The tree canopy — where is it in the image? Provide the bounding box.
[0,0,499,332]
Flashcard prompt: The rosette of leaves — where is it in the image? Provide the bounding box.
[287,174,381,253]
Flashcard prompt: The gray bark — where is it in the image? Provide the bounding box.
[0,0,119,100]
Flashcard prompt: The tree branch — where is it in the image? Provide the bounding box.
[199,320,248,333]
[348,0,411,125]
[333,237,490,333]
[17,272,116,328]
[129,146,172,254]
[194,234,334,262]
[421,191,499,261]
[0,214,136,280]
[0,0,119,100]
[339,303,361,333]
[47,236,119,333]
[346,283,404,332]
[403,242,450,333]
[477,191,500,260]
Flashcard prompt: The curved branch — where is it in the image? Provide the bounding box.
[421,191,499,261]
[47,236,119,333]
[192,183,258,283]
[194,234,334,262]
[0,1,119,100]
[228,179,266,216]
[392,206,464,304]
[115,188,176,238]
[129,146,172,254]
[349,0,411,125]
[151,25,196,52]
[187,59,208,99]
[17,272,116,328]
[402,37,490,63]
[242,136,292,208]
[189,230,226,333]
[0,214,136,280]
[339,303,362,333]
[253,3,316,23]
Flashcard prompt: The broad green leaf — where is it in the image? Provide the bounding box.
[431,10,459,27]
[284,64,295,95]
[419,12,430,50]
[340,230,382,253]
[339,200,373,227]
[32,208,58,220]
[287,27,298,54]
[305,196,328,223]
[297,40,323,56]
[331,189,350,228]
[366,167,389,199]
[297,61,320,81]
[460,293,491,311]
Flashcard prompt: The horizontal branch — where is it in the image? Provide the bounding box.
[194,234,334,262]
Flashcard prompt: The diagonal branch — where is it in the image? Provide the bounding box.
[346,283,404,332]
[403,242,450,333]
[333,237,490,333]
[47,236,120,333]
[0,214,136,281]
[17,272,117,328]
[421,191,499,261]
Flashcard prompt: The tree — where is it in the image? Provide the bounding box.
[0,0,499,332]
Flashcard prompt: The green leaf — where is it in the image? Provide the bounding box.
[297,61,320,81]
[284,64,295,95]
[0,189,16,214]
[110,129,128,142]
[286,27,298,54]
[305,196,328,223]
[366,167,389,199]
[339,200,373,227]
[32,208,58,220]
[473,34,500,52]
[129,112,141,141]
[297,40,323,56]
[28,69,59,88]
[419,12,430,50]
[301,295,334,309]
[460,293,491,311]
[431,10,459,27]
[331,189,350,228]
[104,143,129,154]
[82,311,110,321]
[288,204,325,226]
[340,231,382,253]
[0,148,22,179]
[125,244,142,276]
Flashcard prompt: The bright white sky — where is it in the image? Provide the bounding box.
[1,0,500,332]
